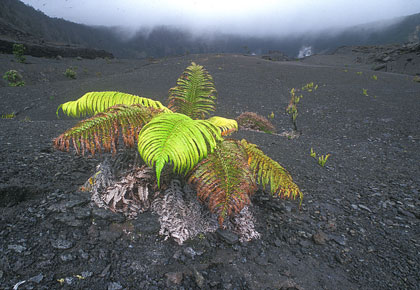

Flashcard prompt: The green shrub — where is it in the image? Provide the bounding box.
[3,70,25,86]
[12,44,26,63]
[64,67,77,79]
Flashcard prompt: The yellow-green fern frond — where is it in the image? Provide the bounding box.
[188,140,257,225]
[138,113,222,186]
[167,62,217,119]
[207,116,238,136]
[241,139,302,203]
[54,104,161,155]
[57,91,171,118]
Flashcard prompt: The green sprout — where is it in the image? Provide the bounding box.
[310,147,316,158]
[372,75,378,81]
[318,154,331,167]
[356,72,363,76]
[1,113,15,119]
[310,148,330,167]
[268,111,275,120]
[362,89,368,96]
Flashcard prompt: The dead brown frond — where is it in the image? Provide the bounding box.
[236,112,276,133]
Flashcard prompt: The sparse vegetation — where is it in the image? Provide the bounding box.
[1,113,15,119]
[64,67,77,79]
[301,82,318,92]
[12,43,26,63]
[363,88,369,96]
[413,75,420,83]
[372,75,378,80]
[286,82,318,132]
[311,148,330,167]
[286,88,301,132]
[3,70,25,86]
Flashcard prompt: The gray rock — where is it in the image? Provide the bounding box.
[299,240,311,248]
[397,208,415,218]
[358,204,372,212]
[132,212,160,234]
[351,204,359,210]
[65,277,74,285]
[81,271,93,278]
[183,247,199,259]
[99,230,122,243]
[274,239,283,247]
[54,213,83,227]
[372,64,386,71]
[255,255,269,266]
[216,229,239,245]
[279,279,304,290]
[28,274,43,284]
[166,272,183,285]
[331,235,347,246]
[8,244,26,253]
[73,207,92,219]
[51,239,73,250]
[312,230,328,245]
[92,207,125,223]
[108,282,123,290]
[193,268,205,288]
[60,253,75,262]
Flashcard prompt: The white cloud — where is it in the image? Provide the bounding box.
[21,0,420,36]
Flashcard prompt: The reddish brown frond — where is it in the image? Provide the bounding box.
[188,140,257,225]
[53,104,162,156]
[236,112,276,133]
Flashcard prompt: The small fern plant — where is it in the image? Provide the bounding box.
[54,62,302,225]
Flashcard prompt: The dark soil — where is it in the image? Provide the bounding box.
[1,52,419,289]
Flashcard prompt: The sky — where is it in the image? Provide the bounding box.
[21,0,420,37]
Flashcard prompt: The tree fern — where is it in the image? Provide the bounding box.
[53,62,303,237]
[54,104,161,155]
[57,91,171,118]
[167,62,217,119]
[188,140,257,225]
[137,113,223,186]
[241,139,303,203]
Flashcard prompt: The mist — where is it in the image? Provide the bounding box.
[21,0,420,38]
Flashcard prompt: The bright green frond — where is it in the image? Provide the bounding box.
[188,140,256,225]
[241,139,302,203]
[167,62,217,119]
[54,104,161,155]
[207,116,238,136]
[137,113,223,186]
[57,91,171,118]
